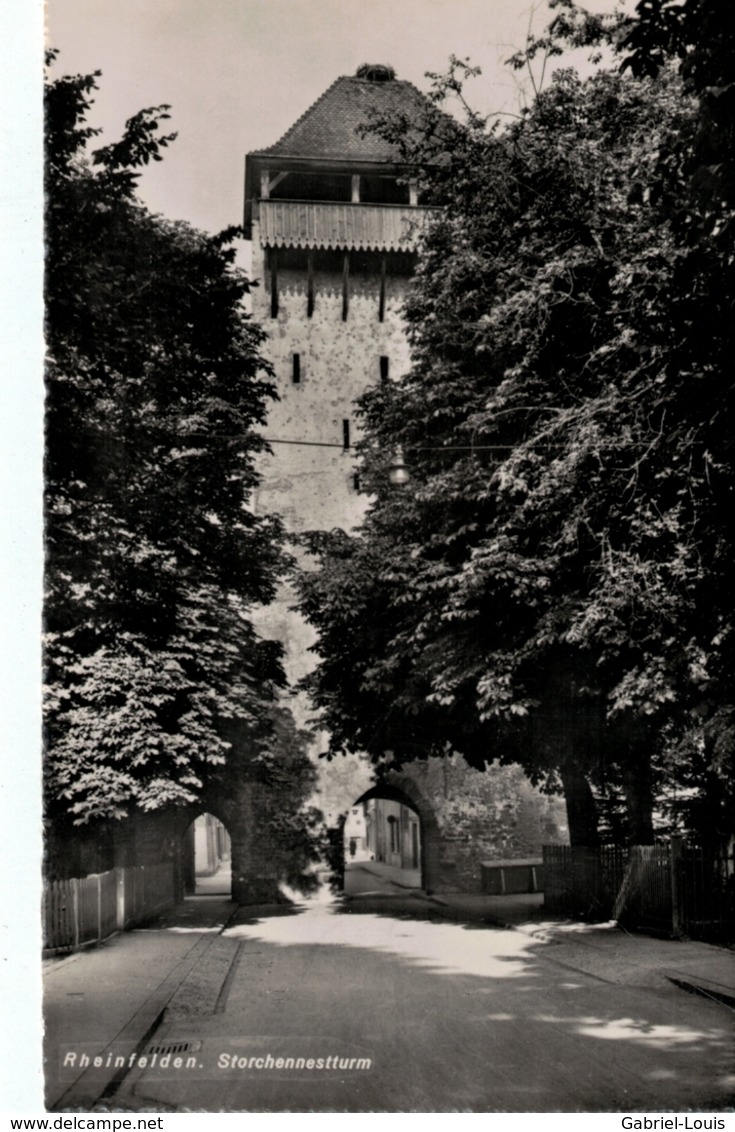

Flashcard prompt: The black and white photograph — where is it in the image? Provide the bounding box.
[3,0,735,1118]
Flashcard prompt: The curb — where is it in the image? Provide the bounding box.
[43,952,83,976]
[426,900,735,1009]
[665,974,735,1010]
[49,902,241,1111]
[424,893,547,929]
[50,932,217,1111]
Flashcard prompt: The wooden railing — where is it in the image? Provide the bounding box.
[43,863,175,955]
[258,199,437,252]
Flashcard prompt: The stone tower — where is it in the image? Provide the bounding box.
[244,66,435,813]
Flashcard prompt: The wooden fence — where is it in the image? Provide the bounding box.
[615,845,672,935]
[542,841,735,943]
[677,845,735,943]
[543,844,627,919]
[43,863,175,954]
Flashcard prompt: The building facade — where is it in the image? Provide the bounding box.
[243,66,570,896]
[44,67,570,922]
[244,65,434,795]
[365,798,422,872]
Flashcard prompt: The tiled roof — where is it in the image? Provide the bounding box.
[254,74,431,162]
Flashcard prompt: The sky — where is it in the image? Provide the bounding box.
[45,0,624,236]
[2,0,626,1111]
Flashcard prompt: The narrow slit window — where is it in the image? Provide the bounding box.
[342,254,350,321]
[379,356,389,382]
[292,353,301,384]
[307,252,314,318]
[378,255,386,322]
[352,472,361,492]
[270,250,279,319]
[343,419,351,451]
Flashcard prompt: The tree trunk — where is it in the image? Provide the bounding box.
[621,755,655,845]
[560,764,599,846]
[698,768,731,851]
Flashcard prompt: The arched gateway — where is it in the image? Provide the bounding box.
[349,777,441,894]
[169,780,283,906]
[181,813,232,896]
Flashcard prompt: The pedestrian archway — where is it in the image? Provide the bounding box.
[182,812,232,896]
[343,779,440,895]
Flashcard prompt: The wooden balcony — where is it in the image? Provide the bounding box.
[256,199,437,253]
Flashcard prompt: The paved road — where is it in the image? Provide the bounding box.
[343,862,418,896]
[105,891,735,1113]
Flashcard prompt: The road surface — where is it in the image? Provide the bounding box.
[343,861,419,896]
[104,889,735,1112]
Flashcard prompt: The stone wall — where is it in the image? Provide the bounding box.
[386,757,569,893]
[250,242,411,540]
[249,235,413,749]
[246,233,571,899]
[45,776,288,906]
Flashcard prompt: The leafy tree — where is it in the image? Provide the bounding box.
[249,705,327,895]
[617,0,735,844]
[297,21,735,847]
[44,56,290,828]
[621,0,734,234]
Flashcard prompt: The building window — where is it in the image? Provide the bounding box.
[343,419,351,451]
[379,356,389,382]
[352,472,361,492]
[292,353,301,384]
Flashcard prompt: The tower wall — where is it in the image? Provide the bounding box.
[249,231,413,817]
[250,237,412,539]
[241,71,572,897]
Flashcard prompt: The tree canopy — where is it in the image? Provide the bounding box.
[296,4,735,847]
[44,56,290,825]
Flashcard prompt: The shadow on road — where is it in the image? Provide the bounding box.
[128,891,735,1112]
[47,880,735,1114]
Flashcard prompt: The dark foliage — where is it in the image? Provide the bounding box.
[44,57,290,823]
[296,8,735,847]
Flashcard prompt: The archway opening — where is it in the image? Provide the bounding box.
[343,788,423,896]
[182,812,232,896]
